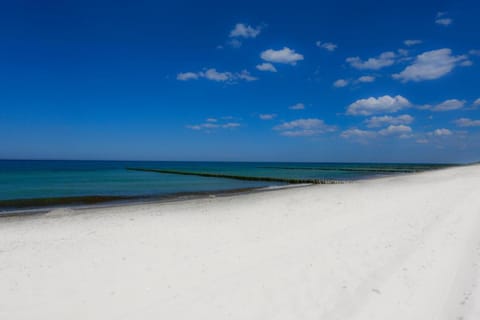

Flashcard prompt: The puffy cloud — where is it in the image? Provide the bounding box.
[393,49,469,82]
[316,41,337,51]
[474,98,480,106]
[379,125,413,136]
[229,23,261,38]
[429,128,452,136]
[342,124,415,140]
[177,72,200,81]
[404,40,422,46]
[224,23,262,48]
[261,47,304,65]
[357,75,375,83]
[236,70,258,81]
[340,128,376,139]
[347,95,411,116]
[346,51,396,70]
[454,118,480,127]
[259,114,277,120]
[256,62,277,72]
[203,68,233,81]
[469,50,480,56]
[275,119,323,130]
[289,103,305,110]
[421,99,465,112]
[365,114,414,128]
[333,79,349,87]
[177,68,256,83]
[274,118,336,136]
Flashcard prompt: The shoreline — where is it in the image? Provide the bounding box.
[1,164,480,319]
[0,162,460,217]
[0,164,461,218]
[0,183,316,218]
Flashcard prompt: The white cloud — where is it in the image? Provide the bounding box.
[393,49,469,82]
[347,95,411,116]
[177,72,200,81]
[203,68,233,81]
[404,40,422,46]
[470,50,480,56]
[256,62,277,72]
[357,75,375,83]
[187,119,241,131]
[187,123,218,130]
[261,47,304,65]
[436,18,453,26]
[473,98,480,105]
[333,79,349,87]
[460,60,473,67]
[365,114,414,128]
[397,49,409,57]
[429,128,452,136]
[229,23,261,38]
[340,128,376,139]
[435,12,452,26]
[416,139,429,144]
[454,118,480,127]
[316,41,337,51]
[342,124,415,140]
[274,118,335,136]
[346,51,396,70]
[177,68,257,83]
[289,103,305,110]
[259,114,277,120]
[222,122,241,129]
[227,39,243,48]
[379,125,412,136]
[236,70,258,81]
[421,99,465,112]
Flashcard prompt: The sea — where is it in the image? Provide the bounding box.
[0,160,453,213]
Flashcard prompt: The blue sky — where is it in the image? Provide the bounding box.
[1,0,479,162]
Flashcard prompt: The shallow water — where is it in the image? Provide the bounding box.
[0,160,452,211]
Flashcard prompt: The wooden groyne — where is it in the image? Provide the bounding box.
[256,166,448,173]
[126,168,342,185]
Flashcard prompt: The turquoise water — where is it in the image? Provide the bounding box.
[0,160,452,211]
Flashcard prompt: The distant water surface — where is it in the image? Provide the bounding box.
[0,160,453,212]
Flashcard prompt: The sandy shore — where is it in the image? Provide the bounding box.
[1,165,480,319]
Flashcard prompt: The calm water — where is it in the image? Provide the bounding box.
[0,160,452,211]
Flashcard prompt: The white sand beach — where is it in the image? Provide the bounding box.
[1,164,480,320]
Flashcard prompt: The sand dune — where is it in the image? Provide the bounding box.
[1,165,480,319]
